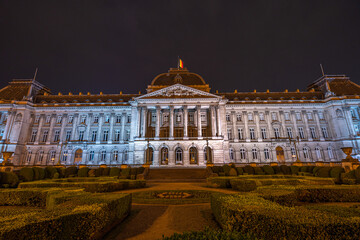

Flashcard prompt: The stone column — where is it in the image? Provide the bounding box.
[71,114,79,141]
[290,111,298,138]
[254,111,261,141]
[169,106,174,139]
[197,105,202,139]
[136,107,141,138]
[314,110,324,141]
[265,111,273,139]
[108,113,115,143]
[34,114,44,144]
[85,113,92,141]
[243,111,250,142]
[210,106,216,138]
[141,107,147,138]
[59,114,68,143]
[183,106,188,139]
[343,107,356,137]
[232,111,238,141]
[279,111,287,137]
[2,111,15,141]
[96,113,104,144]
[46,114,56,144]
[216,106,222,137]
[155,106,161,139]
[121,113,126,142]
[302,111,312,141]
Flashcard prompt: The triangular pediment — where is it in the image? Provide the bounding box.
[136,84,221,100]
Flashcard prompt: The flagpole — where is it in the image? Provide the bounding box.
[177,56,180,68]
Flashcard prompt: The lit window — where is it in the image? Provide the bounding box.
[49,151,56,162]
[113,150,119,161]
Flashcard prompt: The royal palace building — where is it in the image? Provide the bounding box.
[0,67,360,167]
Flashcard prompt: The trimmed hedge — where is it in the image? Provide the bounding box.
[44,166,58,179]
[243,165,254,175]
[121,168,131,179]
[236,167,244,175]
[280,165,291,175]
[0,172,19,188]
[0,188,62,207]
[223,165,231,176]
[315,167,332,178]
[211,192,360,240]
[77,167,89,177]
[19,167,34,182]
[295,186,360,202]
[109,167,121,177]
[290,166,300,175]
[272,166,281,174]
[230,179,257,192]
[64,166,78,178]
[206,177,236,188]
[33,167,45,180]
[229,168,237,176]
[262,165,274,175]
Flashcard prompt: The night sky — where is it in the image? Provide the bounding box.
[0,0,359,94]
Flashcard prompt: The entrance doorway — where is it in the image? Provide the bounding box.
[276,146,285,163]
[160,147,168,165]
[175,147,183,165]
[74,149,83,164]
[189,147,198,164]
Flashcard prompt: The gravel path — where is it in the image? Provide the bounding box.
[103,182,234,240]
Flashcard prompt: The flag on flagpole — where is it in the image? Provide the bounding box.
[178,58,184,68]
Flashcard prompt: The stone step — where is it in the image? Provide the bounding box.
[147,168,207,180]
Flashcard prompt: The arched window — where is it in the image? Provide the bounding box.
[113,150,119,161]
[303,147,310,159]
[189,147,197,164]
[101,150,106,161]
[229,148,234,161]
[37,150,44,163]
[291,147,296,160]
[123,149,128,162]
[327,146,334,159]
[175,147,183,164]
[89,150,95,161]
[48,150,56,163]
[315,147,322,160]
[240,149,246,160]
[161,147,169,165]
[264,148,270,160]
[26,151,32,163]
[62,150,68,162]
[252,149,258,160]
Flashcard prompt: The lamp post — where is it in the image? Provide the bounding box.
[205,137,213,166]
[289,136,301,165]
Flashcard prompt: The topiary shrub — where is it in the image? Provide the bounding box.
[130,167,137,176]
[130,175,136,180]
[137,167,145,174]
[236,167,243,175]
[109,167,121,177]
[212,166,223,174]
[299,166,309,172]
[101,167,110,176]
[253,167,265,175]
[312,167,321,175]
[207,177,234,188]
[243,165,255,175]
[88,169,96,177]
[230,179,257,192]
[94,168,102,177]
[64,166,78,178]
[44,167,57,179]
[223,165,231,176]
[229,168,238,176]
[315,167,332,178]
[280,165,291,175]
[0,172,19,188]
[272,166,281,174]
[33,167,45,180]
[121,168,131,179]
[330,167,345,183]
[77,167,89,177]
[53,172,59,179]
[308,166,316,173]
[262,165,275,175]
[19,167,34,182]
[355,166,360,181]
[290,166,300,175]
[218,172,226,176]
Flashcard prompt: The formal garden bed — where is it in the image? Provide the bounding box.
[0,188,132,240]
[132,190,213,204]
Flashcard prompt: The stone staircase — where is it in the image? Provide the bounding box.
[146,168,207,182]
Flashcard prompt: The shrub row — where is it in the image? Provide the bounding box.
[0,191,132,240]
[211,193,360,240]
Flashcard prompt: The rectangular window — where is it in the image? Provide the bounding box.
[310,127,317,139]
[163,114,169,123]
[45,115,51,124]
[34,115,40,124]
[94,115,99,123]
[261,128,267,139]
[298,127,305,139]
[42,130,48,142]
[103,130,109,141]
[248,113,253,121]
[287,127,293,138]
[79,130,84,141]
[56,116,62,124]
[271,112,278,121]
[65,130,71,141]
[307,112,313,120]
[68,115,74,124]
[201,114,206,122]
[125,130,130,141]
[321,127,328,138]
[318,112,324,120]
[226,114,230,122]
[227,129,232,140]
[274,128,280,138]
[105,115,110,123]
[115,130,121,141]
[238,128,243,140]
[236,114,242,121]
[81,115,86,123]
[152,113,157,122]
[30,130,37,142]
[116,115,121,123]
[264,149,270,160]
[189,113,194,122]
[284,112,290,121]
[91,131,97,142]
[259,113,265,121]
[296,112,301,120]
[249,128,255,140]
[54,130,60,142]
[127,115,131,123]
[177,114,182,123]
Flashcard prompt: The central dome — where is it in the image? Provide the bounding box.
[147,67,210,93]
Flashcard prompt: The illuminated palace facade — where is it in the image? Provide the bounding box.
[0,67,360,167]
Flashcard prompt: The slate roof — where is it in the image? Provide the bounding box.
[0,80,50,102]
[150,68,206,86]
